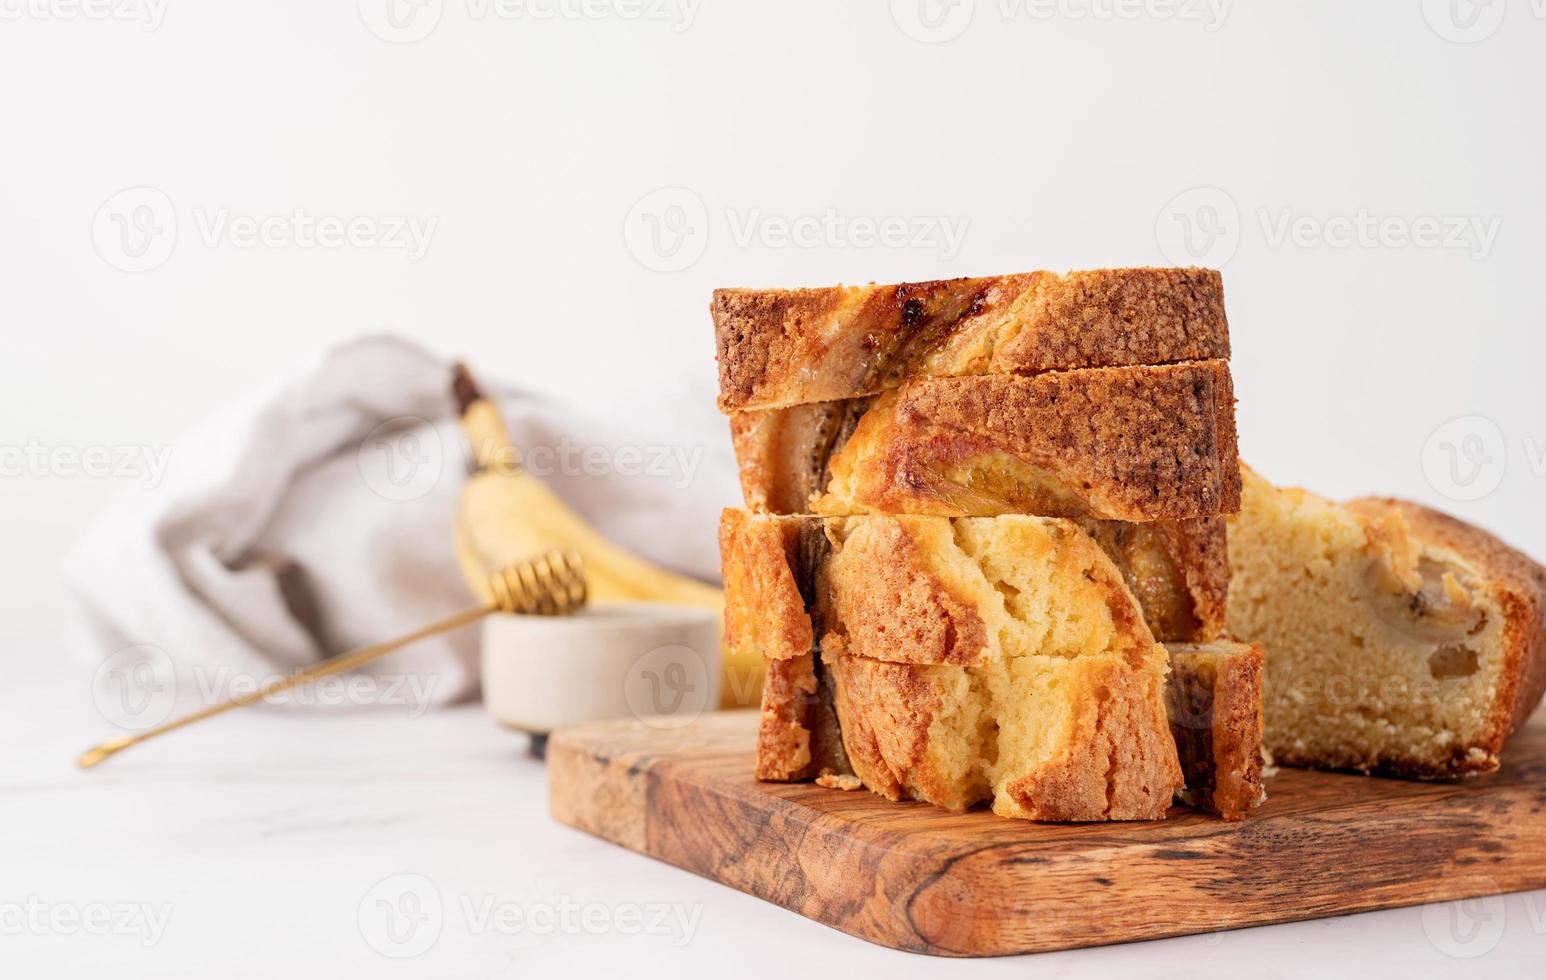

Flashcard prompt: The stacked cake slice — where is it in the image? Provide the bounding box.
[714,267,1264,821]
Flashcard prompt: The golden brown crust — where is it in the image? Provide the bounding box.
[824,648,1181,821]
[994,650,1181,822]
[989,267,1230,375]
[718,508,813,663]
[1165,641,1267,820]
[713,267,1229,413]
[754,652,851,782]
[815,361,1240,522]
[755,652,817,781]
[1346,498,1546,774]
[819,517,991,667]
[714,273,1031,415]
[821,649,983,811]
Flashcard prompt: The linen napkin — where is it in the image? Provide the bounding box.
[64,335,737,716]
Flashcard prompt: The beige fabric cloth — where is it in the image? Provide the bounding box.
[64,336,736,715]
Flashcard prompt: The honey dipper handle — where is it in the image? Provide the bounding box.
[76,604,493,769]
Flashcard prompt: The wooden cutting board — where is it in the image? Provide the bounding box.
[547,710,1546,957]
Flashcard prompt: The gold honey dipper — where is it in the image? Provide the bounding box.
[76,550,587,769]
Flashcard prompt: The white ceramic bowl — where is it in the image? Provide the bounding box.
[481,602,721,734]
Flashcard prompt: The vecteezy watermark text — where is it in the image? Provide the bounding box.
[996,0,1231,28]
[0,0,168,30]
[189,208,437,261]
[360,417,709,503]
[357,873,702,958]
[463,0,700,29]
[357,0,701,43]
[1417,888,1546,958]
[458,894,701,943]
[624,644,713,729]
[189,667,440,718]
[724,208,970,259]
[0,897,172,947]
[92,644,441,732]
[92,187,438,273]
[623,186,971,272]
[890,0,1232,43]
[1155,186,1504,266]
[1422,0,1546,44]
[1421,416,1546,502]
[1258,208,1501,261]
[0,439,170,489]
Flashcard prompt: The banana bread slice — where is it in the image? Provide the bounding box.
[722,508,1225,646]
[825,644,1179,821]
[1226,466,1546,778]
[720,507,1216,669]
[718,509,850,781]
[731,361,1239,524]
[722,509,1183,820]
[1165,641,1267,820]
[713,267,1229,412]
[815,362,1238,521]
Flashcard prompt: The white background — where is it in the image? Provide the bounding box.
[3,1,1544,976]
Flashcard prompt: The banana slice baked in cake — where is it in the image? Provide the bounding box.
[1077,517,1228,645]
[722,509,1184,821]
[713,267,1229,412]
[1226,466,1546,777]
[730,361,1239,522]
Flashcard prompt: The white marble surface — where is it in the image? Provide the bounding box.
[8,675,1545,978]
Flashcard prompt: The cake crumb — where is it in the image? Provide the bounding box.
[816,772,862,791]
[1261,746,1279,779]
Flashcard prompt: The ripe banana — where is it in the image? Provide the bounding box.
[451,366,760,709]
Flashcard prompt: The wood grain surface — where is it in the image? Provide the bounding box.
[548,710,1546,957]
